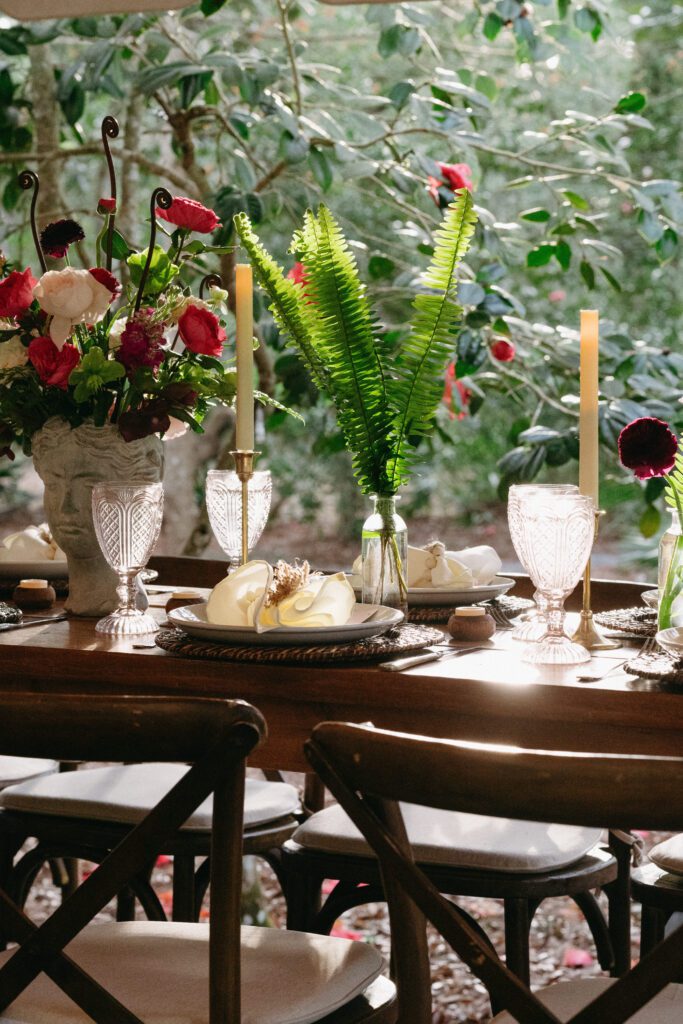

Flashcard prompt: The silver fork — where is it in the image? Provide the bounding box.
[576,635,658,683]
[485,604,514,631]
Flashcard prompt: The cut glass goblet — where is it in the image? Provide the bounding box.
[206,469,272,571]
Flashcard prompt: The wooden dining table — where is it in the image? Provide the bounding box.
[0,560,680,770]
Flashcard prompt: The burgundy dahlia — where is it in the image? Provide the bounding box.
[39,219,85,259]
[618,417,678,480]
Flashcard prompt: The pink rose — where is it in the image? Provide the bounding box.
[28,337,80,390]
[0,268,37,319]
[178,305,226,356]
[33,268,114,349]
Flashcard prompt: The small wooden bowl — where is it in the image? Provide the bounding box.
[12,578,56,611]
[447,606,495,642]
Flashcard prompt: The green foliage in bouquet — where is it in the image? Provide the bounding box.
[235,189,477,496]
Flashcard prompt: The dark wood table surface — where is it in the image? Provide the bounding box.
[0,565,680,770]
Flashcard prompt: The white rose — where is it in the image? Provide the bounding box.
[108,318,127,351]
[33,269,113,350]
[0,336,28,370]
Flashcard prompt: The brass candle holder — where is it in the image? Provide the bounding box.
[230,450,260,567]
[571,509,619,651]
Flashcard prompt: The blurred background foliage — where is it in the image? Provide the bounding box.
[0,0,681,568]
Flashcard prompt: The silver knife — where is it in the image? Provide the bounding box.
[0,612,68,632]
[379,645,487,672]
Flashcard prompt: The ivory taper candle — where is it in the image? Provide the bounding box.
[235,263,255,451]
[579,309,599,507]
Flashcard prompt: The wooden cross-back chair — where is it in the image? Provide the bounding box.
[0,694,396,1024]
[306,722,683,1024]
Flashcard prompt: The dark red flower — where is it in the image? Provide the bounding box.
[618,417,678,480]
[437,162,473,192]
[427,175,449,210]
[178,305,226,356]
[118,400,171,443]
[89,267,120,299]
[491,338,516,362]
[28,336,80,390]
[116,310,166,375]
[156,197,221,234]
[39,219,85,259]
[161,382,198,407]
[0,267,37,319]
[97,197,116,214]
[442,361,471,421]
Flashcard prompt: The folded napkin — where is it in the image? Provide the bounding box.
[352,541,501,590]
[206,559,356,633]
[0,523,66,563]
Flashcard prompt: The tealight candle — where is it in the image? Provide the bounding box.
[447,605,495,642]
[13,578,56,610]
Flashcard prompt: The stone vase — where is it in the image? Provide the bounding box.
[32,418,164,617]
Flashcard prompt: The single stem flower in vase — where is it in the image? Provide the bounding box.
[234,190,477,612]
[618,416,681,628]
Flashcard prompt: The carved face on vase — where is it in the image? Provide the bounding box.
[32,419,164,615]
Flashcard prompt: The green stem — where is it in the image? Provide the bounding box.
[659,500,683,630]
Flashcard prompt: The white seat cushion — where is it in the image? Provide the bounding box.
[0,921,386,1024]
[491,977,683,1021]
[0,764,301,832]
[292,802,602,874]
[0,757,57,790]
[649,834,683,876]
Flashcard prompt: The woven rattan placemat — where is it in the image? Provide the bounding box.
[155,623,443,665]
[626,646,683,687]
[593,606,657,638]
[407,594,533,626]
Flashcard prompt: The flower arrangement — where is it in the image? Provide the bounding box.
[0,116,240,460]
[618,416,682,627]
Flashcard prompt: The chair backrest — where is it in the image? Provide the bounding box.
[148,555,226,589]
[306,722,683,1024]
[0,693,265,1024]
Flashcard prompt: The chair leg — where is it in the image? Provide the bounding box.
[284,869,324,932]
[640,905,667,958]
[0,834,22,949]
[115,885,137,921]
[503,898,531,986]
[605,832,633,976]
[573,890,615,972]
[172,854,196,922]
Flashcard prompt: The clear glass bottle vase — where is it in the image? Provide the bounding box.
[361,494,408,613]
[658,509,683,629]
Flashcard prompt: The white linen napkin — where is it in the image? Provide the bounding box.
[352,541,501,589]
[0,523,66,563]
[206,560,356,633]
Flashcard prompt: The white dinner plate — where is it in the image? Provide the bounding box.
[346,574,516,607]
[168,601,404,646]
[0,561,68,580]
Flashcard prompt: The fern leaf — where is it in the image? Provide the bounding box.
[295,205,393,494]
[233,212,330,392]
[387,190,477,489]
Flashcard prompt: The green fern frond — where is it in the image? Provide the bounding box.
[233,212,330,392]
[387,190,477,489]
[294,205,393,494]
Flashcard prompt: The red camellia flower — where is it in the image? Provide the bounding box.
[89,267,120,300]
[287,262,308,285]
[0,267,37,319]
[156,197,221,234]
[437,162,473,192]
[28,336,80,390]
[490,337,516,362]
[618,417,678,480]
[178,305,226,356]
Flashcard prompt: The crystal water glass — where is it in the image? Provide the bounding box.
[508,483,579,641]
[514,488,595,665]
[92,482,164,636]
[206,469,272,571]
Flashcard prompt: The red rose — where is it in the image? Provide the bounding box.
[287,262,308,286]
[156,197,221,234]
[178,305,226,356]
[490,338,515,362]
[97,197,116,214]
[437,162,473,192]
[0,268,37,319]
[618,417,678,481]
[28,336,80,390]
[89,267,120,300]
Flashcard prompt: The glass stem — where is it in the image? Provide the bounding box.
[659,531,683,629]
[545,595,565,640]
[118,571,137,614]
